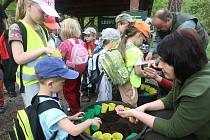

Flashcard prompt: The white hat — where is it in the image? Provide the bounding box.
[32,0,59,17]
[101,28,120,41]
[83,27,97,35]
[115,13,134,23]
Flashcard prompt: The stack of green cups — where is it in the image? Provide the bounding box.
[94,105,102,116]
[126,132,138,139]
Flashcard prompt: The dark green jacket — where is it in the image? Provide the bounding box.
[153,63,210,140]
[157,12,209,49]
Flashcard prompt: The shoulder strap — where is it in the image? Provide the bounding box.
[17,21,27,93]
[37,99,62,114]
[40,26,49,41]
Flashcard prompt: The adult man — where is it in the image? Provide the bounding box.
[146,9,209,60]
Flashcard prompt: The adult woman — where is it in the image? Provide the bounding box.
[116,29,210,140]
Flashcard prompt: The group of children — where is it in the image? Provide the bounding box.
[0,0,158,138]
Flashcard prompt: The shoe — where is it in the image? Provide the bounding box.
[81,95,90,102]
[9,91,17,98]
[0,106,5,113]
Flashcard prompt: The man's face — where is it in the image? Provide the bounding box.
[152,17,171,32]
[84,34,96,43]
[116,20,129,34]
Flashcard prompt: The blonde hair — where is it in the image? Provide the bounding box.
[15,0,33,21]
[60,18,81,39]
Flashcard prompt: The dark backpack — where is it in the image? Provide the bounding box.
[9,95,62,140]
[2,22,48,93]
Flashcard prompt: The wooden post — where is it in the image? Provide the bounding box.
[130,0,140,12]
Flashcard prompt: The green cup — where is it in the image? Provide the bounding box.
[94,105,102,116]
[112,132,123,140]
[91,125,99,132]
[88,109,95,118]
[101,103,109,113]
[126,132,138,139]
[92,131,103,139]
[102,133,112,140]
[84,109,94,119]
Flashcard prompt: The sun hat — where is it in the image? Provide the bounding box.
[83,27,97,35]
[115,13,134,23]
[133,21,150,38]
[32,0,59,17]
[35,56,79,80]
[44,16,60,30]
[101,28,120,41]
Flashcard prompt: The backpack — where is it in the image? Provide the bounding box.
[9,95,62,140]
[0,22,48,93]
[101,48,129,86]
[66,38,88,74]
[89,49,104,85]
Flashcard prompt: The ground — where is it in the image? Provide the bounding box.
[0,91,95,140]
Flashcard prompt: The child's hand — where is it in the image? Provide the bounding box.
[68,112,84,121]
[44,47,55,55]
[90,117,102,128]
[116,108,135,118]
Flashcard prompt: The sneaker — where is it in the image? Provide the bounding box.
[9,91,17,98]
[81,95,90,102]
[0,106,5,113]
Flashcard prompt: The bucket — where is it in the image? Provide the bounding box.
[79,101,146,140]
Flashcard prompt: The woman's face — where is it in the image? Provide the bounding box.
[158,58,175,80]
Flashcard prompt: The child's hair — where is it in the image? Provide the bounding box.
[15,0,33,21]
[118,24,139,60]
[60,18,81,39]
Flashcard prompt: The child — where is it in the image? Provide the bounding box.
[97,28,121,101]
[118,21,150,107]
[44,16,62,49]
[9,0,59,107]
[35,56,101,139]
[0,65,4,113]
[81,27,98,102]
[59,18,88,114]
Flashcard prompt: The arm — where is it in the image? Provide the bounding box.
[11,41,53,64]
[58,117,101,136]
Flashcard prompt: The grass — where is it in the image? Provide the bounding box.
[206,37,210,60]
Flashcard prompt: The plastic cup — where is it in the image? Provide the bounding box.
[91,125,99,132]
[115,105,124,110]
[92,131,103,139]
[129,117,135,123]
[108,103,116,111]
[84,109,94,119]
[94,105,102,116]
[126,132,138,139]
[101,103,109,113]
[124,107,130,110]
[85,128,91,135]
[102,133,112,140]
[88,109,95,118]
[112,132,123,140]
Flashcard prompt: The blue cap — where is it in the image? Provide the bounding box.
[35,56,79,80]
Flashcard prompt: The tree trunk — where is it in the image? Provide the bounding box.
[168,0,183,12]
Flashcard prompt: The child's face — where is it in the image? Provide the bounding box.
[85,34,96,43]
[134,32,144,46]
[28,2,48,24]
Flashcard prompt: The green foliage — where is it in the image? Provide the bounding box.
[182,0,210,33]
[151,0,168,16]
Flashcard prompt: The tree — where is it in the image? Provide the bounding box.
[168,0,183,12]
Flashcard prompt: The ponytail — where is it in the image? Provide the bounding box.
[118,25,139,60]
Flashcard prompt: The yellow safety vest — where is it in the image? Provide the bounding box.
[125,44,144,88]
[16,20,48,86]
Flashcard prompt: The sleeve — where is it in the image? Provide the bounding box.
[8,23,23,43]
[149,33,161,53]
[43,108,68,131]
[178,20,196,30]
[160,89,174,109]
[58,41,69,60]
[153,93,210,138]
[159,78,173,90]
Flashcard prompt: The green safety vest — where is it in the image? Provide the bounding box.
[16,20,48,86]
